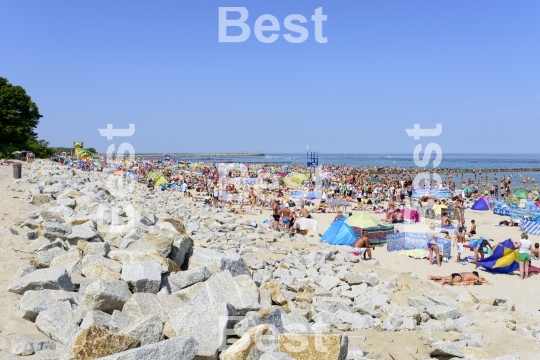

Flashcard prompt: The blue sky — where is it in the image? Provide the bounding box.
[1,1,539,154]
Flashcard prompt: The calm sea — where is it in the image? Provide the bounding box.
[171,153,539,187]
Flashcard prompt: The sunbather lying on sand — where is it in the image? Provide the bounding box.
[428,271,490,286]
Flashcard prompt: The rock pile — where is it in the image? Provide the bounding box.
[4,160,540,359]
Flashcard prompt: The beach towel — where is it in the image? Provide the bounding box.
[397,249,428,258]
[528,265,540,275]
[294,217,318,233]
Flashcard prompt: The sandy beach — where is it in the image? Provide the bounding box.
[241,206,540,313]
[2,161,540,360]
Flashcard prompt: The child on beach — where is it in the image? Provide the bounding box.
[532,243,540,260]
[467,220,477,237]
[453,227,466,263]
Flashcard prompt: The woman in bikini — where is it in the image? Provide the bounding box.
[428,271,490,286]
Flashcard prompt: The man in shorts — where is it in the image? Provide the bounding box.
[453,227,466,263]
[272,199,281,231]
[426,223,441,267]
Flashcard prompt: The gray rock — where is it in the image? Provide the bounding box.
[318,275,341,291]
[426,305,462,321]
[35,302,80,345]
[335,310,374,330]
[234,308,286,337]
[430,342,464,358]
[122,293,182,323]
[234,274,259,301]
[35,247,67,268]
[174,270,260,316]
[57,198,76,209]
[97,336,199,360]
[80,310,112,329]
[260,288,272,308]
[169,236,193,268]
[110,310,133,332]
[49,249,82,273]
[383,314,403,332]
[346,342,365,359]
[84,242,110,257]
[186,247,250,277]
[162,266,211,293]
[121,261,162,293]
[119,315,163,346]
[16,265,37,278]
[243,253,265,270]
[169,302,233,360]
[11,338,56,356]
[79,277,100,294]
[425,293,457,307]
[260,352,294,360]
[66,221,98,243]
[80,279,132,314]
[128,234,175,257]
[81,255,123,273]
[7,267,75,295]
[37,221,71,240]
[20,289,79,321]
[398,317,416,331]
[281,312,313,334]
[408,296,435,309]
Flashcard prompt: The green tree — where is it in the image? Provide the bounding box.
[0,77,43,145]
[0,77,56,158]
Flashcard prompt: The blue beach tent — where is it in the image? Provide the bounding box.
[320,217,357,246]
[471,196,490,211]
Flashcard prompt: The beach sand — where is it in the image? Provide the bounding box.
[238,201,540,313]
[0,164,56,358]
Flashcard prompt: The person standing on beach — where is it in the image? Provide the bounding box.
[453,227,466,263]
[272,199,281,231]
[426,223,441,267]
[514,233,532,280]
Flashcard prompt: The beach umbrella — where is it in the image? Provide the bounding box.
[345,214,380,229]
[93,162,102,167]
[513,189,528,199]
[146,171,162,181]
[532,190,539,200]
[369,177,381,183]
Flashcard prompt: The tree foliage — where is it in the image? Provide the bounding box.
[0,77,55,158]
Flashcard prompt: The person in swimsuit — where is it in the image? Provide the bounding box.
[272,199,281,231]
[299,205,311,219]
[453,227,466,263]
[350,231,373,260]
[472,239,493,268]
[428,271,489,286]
[280,203,292,232]
[514,233,532,280]
[426,223,441,267]
[467,220,477,236]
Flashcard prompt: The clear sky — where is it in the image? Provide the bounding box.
[1,1,539,154]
